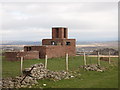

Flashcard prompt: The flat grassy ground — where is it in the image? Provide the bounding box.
[2,56,118,88]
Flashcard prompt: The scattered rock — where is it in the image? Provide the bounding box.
[2,76,37,88]
[80,64,106,72]
[2,63,72,88]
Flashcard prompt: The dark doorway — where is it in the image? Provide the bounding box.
[27,47,32,51]
[64,28,67,38]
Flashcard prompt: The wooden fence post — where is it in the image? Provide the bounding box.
[109,51,111,64]
[21,56,23,74]
[83,50,86,65]
[66,53,68,71]
[97,51,100,65]
[88,53,91,64]
[45,55,47,69]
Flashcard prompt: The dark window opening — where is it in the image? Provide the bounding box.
[64,28,67,38]
[66,42,71,45]
[27,47,32,51]
[56,28,59,38]
[51,41,56,45]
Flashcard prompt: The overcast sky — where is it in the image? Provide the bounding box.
[0,0,118,41]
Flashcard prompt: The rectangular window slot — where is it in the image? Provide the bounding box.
[66,42,71,45]
[51,41,56,45]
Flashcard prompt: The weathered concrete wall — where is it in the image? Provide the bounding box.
[4,51,39,61]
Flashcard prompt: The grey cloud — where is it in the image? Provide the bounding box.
[1,2,118,41]
[0,0,119,3]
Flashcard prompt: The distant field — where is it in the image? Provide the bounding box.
[2,56,118,88]
[1,40,118,49]
[87,55,118,57]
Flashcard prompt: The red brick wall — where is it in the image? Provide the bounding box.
[52,27,68,39]
[42,39,76,58]
[46,46,75,59]
[46,45,76,58]
[52,28,57,39]
[4,51,39,61]
[5,38,76,61]
[42,39,64,45]
[4,51,20,61]
[46,46,65,58]
[42,39,75,46]
[23,51,39,60]
[24,46,46,58]
[24,42,75,59]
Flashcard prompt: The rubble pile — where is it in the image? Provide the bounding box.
[46,70,70,81]
[2,63,72,88]
[23,63,71,80]
[23,63,48,80]
[80,64,106,72]
[2,76,37,88]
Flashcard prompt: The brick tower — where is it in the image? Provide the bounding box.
[42,27,76,57]
[52,27,68,39]
[5,27,76,61]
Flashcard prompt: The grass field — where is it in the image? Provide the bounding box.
[2,56,118,88]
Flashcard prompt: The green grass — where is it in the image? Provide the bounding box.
[35,70,118,88]
[2,56,118,88]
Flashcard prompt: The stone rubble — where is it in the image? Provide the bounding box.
[2,76,38,88]
[2,63,72,88]
[23,63,71,81]
[80,64,106,72]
